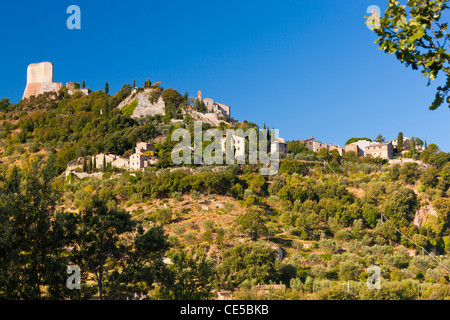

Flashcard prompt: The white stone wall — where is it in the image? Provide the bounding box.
[27,62,53,84]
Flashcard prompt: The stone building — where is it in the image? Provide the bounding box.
[198,91,231,118]
[328,143,345,156]
[135,142,156,155]
[94,153,117,169]
[221,134,246,161]
[344,143,362,156]
[67,157,84,171]
[365,142,394,160]
[66,82,89,96]
[345,140,373,156]
[111,157,130,170]
[271,138,288,155]
[22,62,63,99]
[129,141,158,170]
[129,153,152,171]
[22,62,90,100]
[299,137,328,153]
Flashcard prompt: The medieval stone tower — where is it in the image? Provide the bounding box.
[22,62,63,100]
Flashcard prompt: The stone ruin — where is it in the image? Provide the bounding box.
[22,62,88,100]
[22,62,63,100]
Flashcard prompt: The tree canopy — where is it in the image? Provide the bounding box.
[370,0,450,110]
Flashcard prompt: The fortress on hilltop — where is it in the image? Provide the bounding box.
[22,62,88,100]
[22,62,62,99]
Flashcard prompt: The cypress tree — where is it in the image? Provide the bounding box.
[132,79,136,89]
[83,156,87,172]
[425,140,428,149]
[411,136,416,155]
[82,80,85,89]
[103,155,106,172]
[397,132,404,154]
[105,82,109,95]
[93,156,97,171]
[89,156,93,173]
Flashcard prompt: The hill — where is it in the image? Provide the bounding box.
[1,82,450,300]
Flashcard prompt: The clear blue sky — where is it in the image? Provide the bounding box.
[0,0,449,151]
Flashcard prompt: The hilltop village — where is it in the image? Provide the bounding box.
[1,61,450,301]
[21,62,426,177]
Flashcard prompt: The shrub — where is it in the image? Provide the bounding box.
[203,219,215,231]
[121,99,138,117]
[156,207,173,224]
[190,189,201,201]
[173,224,186,235]
[171,191,183,202]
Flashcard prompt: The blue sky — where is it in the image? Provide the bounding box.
[0,0,449,151]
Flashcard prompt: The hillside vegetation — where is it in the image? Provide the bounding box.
[1,85,450,300]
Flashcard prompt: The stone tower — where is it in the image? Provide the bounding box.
[198,90,202,101]
[22,62,63,100]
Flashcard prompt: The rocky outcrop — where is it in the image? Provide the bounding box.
[117,88,165,117]
[414,205,438,228]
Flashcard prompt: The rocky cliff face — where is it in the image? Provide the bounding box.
[117,88,166,117]
[117,88,235,126]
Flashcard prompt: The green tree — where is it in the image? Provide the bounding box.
[89,156,93,173]
[421,167,439,188]
[399,162,421,185]
[0,162,76,299]
[162,88,185,117]
[82,80,85,89]
[411,136,416,155]
[345,137,372,145]
[105,82,109,95]
[415,137,424,147]
[219,243,277,285]
[287,140,311,155]
[193,98,206,112]
[383,187,418,227]
[156,250,215,300]
[371,0,450,110]
[339,260,363,281]
[397,132,404,153]
[72,197,136,300]
[236,208,268,241]
[0,98,10,111]
[132,79,136,89]
[106,224,169,299]
[375,134,385,143]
